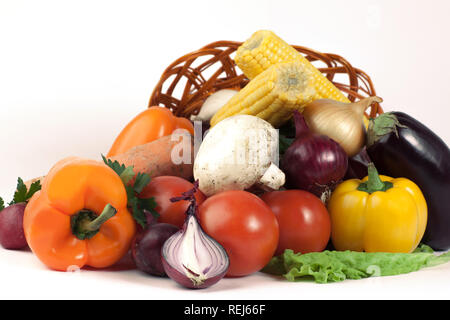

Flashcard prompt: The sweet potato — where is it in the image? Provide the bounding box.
[26,132,194,187]
[108,132,194,180]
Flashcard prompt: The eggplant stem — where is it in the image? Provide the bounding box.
[367,112,408,147]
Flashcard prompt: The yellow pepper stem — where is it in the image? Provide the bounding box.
[357,163,393,194]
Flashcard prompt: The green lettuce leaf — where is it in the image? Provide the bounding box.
[262,246,450,284]
[412,243,435,253]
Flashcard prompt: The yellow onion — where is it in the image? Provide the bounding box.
[302,96,383,157]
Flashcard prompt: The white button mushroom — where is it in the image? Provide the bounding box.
[193,115,285,196]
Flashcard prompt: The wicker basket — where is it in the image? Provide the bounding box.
[149,40,383,120]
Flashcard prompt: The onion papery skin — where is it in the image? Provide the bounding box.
[161,215,229,289]
[281,133,348,200]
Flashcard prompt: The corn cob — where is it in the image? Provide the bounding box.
[234,30,350,104]
[210,61,317,128]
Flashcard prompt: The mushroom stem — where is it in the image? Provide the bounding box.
[258,163,286,191]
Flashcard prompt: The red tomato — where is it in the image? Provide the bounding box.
[139,176,205,228]
[261,190,331,255]
[197,190,279,277]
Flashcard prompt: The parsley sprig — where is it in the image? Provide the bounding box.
[11,178,41,205]
[0,178,42,211]
[102,155,158,229]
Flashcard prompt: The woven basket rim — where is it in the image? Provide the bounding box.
[149,40,383,120]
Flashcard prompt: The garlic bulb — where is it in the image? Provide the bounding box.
[190,89,238,122]
[302,96,383,157]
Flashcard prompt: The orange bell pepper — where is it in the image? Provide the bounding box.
[23,157,136,271]
[107,106,194,157]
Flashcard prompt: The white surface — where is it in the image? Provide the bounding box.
[1,247,449,300]
[0,0,449,300]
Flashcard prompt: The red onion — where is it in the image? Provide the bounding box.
[161,183,229,289]
[132,222,179,277]
[281,111,348,202]
[0,203,28,250]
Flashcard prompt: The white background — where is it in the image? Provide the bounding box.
[0,0,449,300]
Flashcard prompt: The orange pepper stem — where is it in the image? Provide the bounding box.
[71,204,117,240]
[357,163,393,194]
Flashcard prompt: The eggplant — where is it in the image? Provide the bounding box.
[366,112,450,250]
[344,147,373,180]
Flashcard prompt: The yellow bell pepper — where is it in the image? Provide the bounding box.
[328,163,427,253]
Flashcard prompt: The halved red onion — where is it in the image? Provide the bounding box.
[161,184,229,289]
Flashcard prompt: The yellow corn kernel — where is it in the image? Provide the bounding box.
[234,30,350,104]
[210,61,316,128]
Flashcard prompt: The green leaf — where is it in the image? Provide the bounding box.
[262,248,450,284]
[413,243,434,253]
[11,177,28,204]
[0,197,4,211]
[129,196,147,229]
[124,185,148,229]
[133,172,151,194]
[279,134,294,156]
[119,166,135,185]
[367,112,407,147]
[278,117,296,157]
[102,154,157,229]
[138,197,159,219]
[102,155,135,185]
[125,186,159,228]
[138,197,157,210]
[124,185,136,203]
[10,177,41,205]
[25,180,42,200]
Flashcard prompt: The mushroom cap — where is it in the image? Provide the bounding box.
[193,115,283,196]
